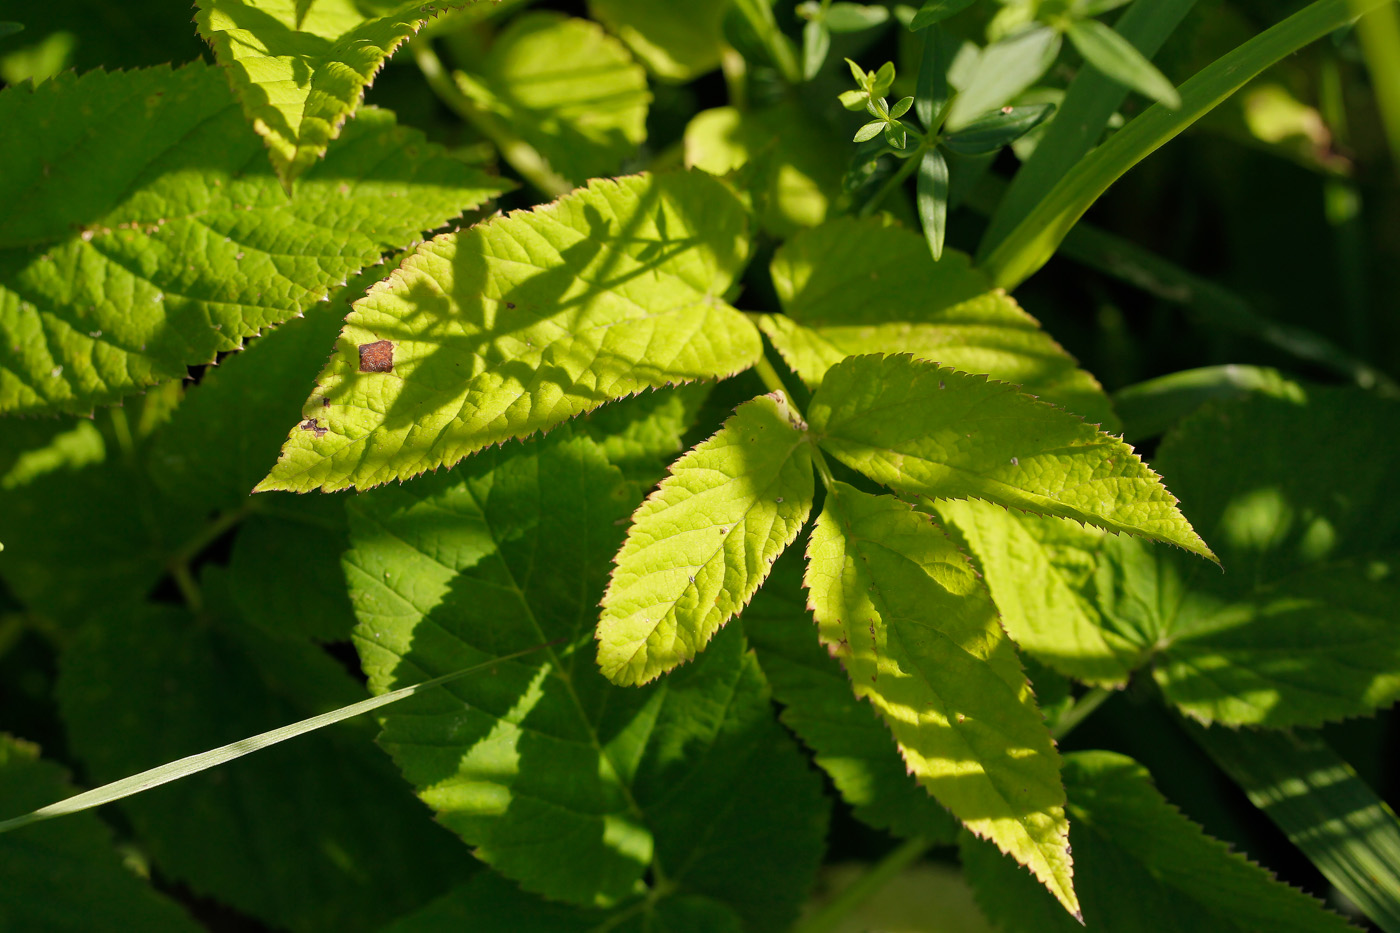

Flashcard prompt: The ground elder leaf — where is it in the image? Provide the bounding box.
[763,217,1115,426]
[194,0,471,186]
[961,751,1355,932]
[597,393,815,686]
[346,428,826,923]
[258,171,760,493]
[805,483,1078,916]
[0,63,506,415]
[808,354,1214,561]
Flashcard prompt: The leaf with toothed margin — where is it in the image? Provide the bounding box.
[934,497,1138,687]
[759,216,1116,428]
[597,393,815,687]
[807,354,1215,561]
[194,0,474,187]
[805,483,1078,917]
[0,62,507,416]
[258,171,762,494]
[961,751,1355,932]
[345,427,828,924]
[1095,388,1400,728]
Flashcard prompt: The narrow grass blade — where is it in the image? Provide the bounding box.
[1187,725,1400,933]
[0,644,554,835]
[983,0,1395,290]
[1353,0,1400,175]
[979,0,1197,255]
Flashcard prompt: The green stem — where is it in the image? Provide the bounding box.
[793,836,933,933]
[752,353,840,490]
[984,0,1396,290]
[856,144,927,218]
[730,0,803,85]
[411,40,572,198]
[1353,0,1400,176]
[1051,686,1113,741]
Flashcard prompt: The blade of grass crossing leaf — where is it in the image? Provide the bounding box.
[979,0,1197,256]
[1353,0,1400,175]
[1065,19,1181,109]
[0,644,554,835]
[1187,725,1400,932]
[917,148,949,261]
[984,0,1396,290]
[909,0,977,31]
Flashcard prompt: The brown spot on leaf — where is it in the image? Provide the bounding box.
[299,419,328,437]
[506,302,516,309]
[321,397,331,408]
[358,339,394,373]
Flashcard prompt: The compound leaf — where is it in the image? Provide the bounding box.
[194,0,471,185]
[962,751,1354,932]
[1096,388,1400,727]
[761,217,1114,426]
[258,171,761,493]
[458,12,650,185]
[935,497,1135,686]
[0,736,201,933]
[806,483,1077,916]
[346,428,826,925]
[598,393,815,686]
[808,354,1213,560]
[0,63,505,416]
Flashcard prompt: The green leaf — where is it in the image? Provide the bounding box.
[982,0,1395,291]
[1188,725,1400,933]
[383,872,745,933]
[587,0,730,81]
[193,0,469,186]
[942,103,1056,155]
[979,0,1196,256]
[962,750,1355,932]
[806,483,1077,916]
[0,735,201,932]
[808,354,1213,559]
[909,0,978,31]
[802,18,830,79]
[56,599,476,931]
[1112,365,1305,442]
[0,0,205,85]
[934,497,1135,686]
[0,22,23,40]
[826,4,890,33]
[684,103,847,235]
[854,119,885,142]
[457,13,650,185]
[760,217,1117,426]
[346,428,827,924]
[1066,18,1182,110]
[0,63,505,416]
[576,382,713,485]
[917,147,950,261]
[257,171,761,493]
[743,552,959,841]
[944,25,1062,129]
[1096,388,1400,727]
[598,393,815,686]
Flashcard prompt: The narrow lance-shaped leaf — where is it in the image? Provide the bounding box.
[917,147,949,261]
[598,393,816,686]
[1066,18,1182,110]
[805,483,1078,917]
[0,63,507,416]
[258,171,762,493]
[909,0,978,31]
[194,0,470,186]
[942,103,1056,155]
[944,25,1062,129]
[808,354,1215,560]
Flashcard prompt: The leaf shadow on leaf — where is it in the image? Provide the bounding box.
[320,188,719,457]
